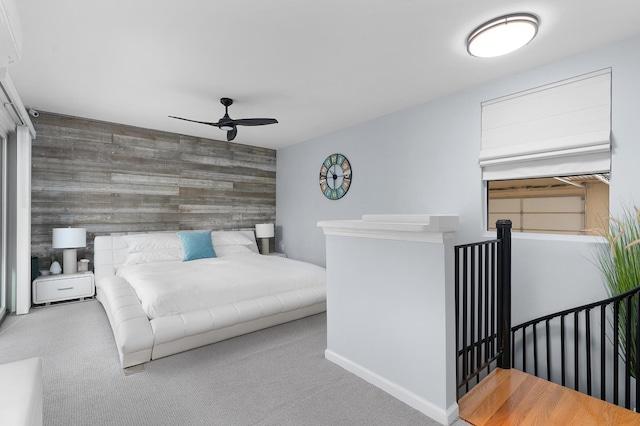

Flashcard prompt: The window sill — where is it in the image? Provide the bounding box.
[481,230,605,244]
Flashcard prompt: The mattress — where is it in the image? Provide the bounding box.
[116,252,327,319]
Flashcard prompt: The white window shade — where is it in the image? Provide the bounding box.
[480,68,611,180]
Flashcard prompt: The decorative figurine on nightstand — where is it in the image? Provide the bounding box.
[49,259,62,275]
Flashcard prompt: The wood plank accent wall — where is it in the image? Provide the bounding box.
[31,112,276,268]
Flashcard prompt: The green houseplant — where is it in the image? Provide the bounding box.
[594,206,640,378]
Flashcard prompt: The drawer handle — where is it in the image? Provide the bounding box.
[58,287,74,291]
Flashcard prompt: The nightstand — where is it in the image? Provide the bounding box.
[32,272,95,305]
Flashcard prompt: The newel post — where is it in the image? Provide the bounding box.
[496,219,512,369]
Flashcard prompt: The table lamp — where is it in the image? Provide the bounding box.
[255,223,274,255]
[52,228,86,274]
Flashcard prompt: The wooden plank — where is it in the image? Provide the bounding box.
[179,153,276,173]
[459,368,529,423]
[180,169,276,184]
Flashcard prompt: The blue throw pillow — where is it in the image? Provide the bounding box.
[178,231,216,261]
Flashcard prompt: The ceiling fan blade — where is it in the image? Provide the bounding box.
[227,127,238,142]
[170,98,277,140]
[169,116,220,127]
[229,118,278,126]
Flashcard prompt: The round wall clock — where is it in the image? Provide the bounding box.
[319,153,352,200]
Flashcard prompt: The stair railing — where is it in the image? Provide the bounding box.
[455,220,512,399]
[455,219,640,410]
[511,284,640,410]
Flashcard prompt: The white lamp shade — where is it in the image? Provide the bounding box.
[52,228,87,249]
[255,223,275,238]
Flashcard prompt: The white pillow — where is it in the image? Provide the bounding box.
[124,249,183,265]
[211,231,254,247]
[123,233,183,265]
[214,245,255,257]
[211,231,259,253]
[123,233,182,252]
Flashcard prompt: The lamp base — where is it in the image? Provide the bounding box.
[62,248,78,274]
[260,238,270,255]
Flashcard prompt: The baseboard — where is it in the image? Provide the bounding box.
[325,349,459,425]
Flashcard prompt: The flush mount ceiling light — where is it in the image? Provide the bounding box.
[467,13,539,58]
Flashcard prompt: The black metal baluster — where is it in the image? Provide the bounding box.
[614,300,620,405]
[575,311,579,391]
[546,320,551,381]
[512,329,516,370]
[600,304,606,402]
[476,244,483,378]
[533,324,538,377]
[585,308,592,396]
[522,325,527,372]
[490,242,496,359]
[484,243,490,369]
[462,247,469,392]
[636,293,640,411]
[561,315,566,386]
[454,246,460,396]
[625,296,632,409]
[470,246,476,384]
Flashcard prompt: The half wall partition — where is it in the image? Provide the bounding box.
[318,214,460,425]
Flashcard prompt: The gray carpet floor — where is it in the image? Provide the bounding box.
[0,300,469,425]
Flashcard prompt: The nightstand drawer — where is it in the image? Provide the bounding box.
[33,273,94,304]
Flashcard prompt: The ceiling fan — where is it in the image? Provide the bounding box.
[169,98,278,142]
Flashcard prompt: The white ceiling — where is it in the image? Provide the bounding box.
[10,0,640,150]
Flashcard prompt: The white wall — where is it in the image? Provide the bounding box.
[276,35,640,324]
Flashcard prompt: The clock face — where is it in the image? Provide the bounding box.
[319,153,352,200]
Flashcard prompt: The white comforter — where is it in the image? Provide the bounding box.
[116,253,326,319]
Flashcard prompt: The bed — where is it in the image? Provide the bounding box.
[93,230,326,368]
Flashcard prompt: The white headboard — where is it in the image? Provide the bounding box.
[93,230,259,284]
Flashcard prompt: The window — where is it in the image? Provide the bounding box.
[487,175,609,235]
[481,69,611,235]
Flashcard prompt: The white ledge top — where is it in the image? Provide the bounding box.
[317,214,459,243]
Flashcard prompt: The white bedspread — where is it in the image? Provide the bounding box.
[116,253,326,319]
